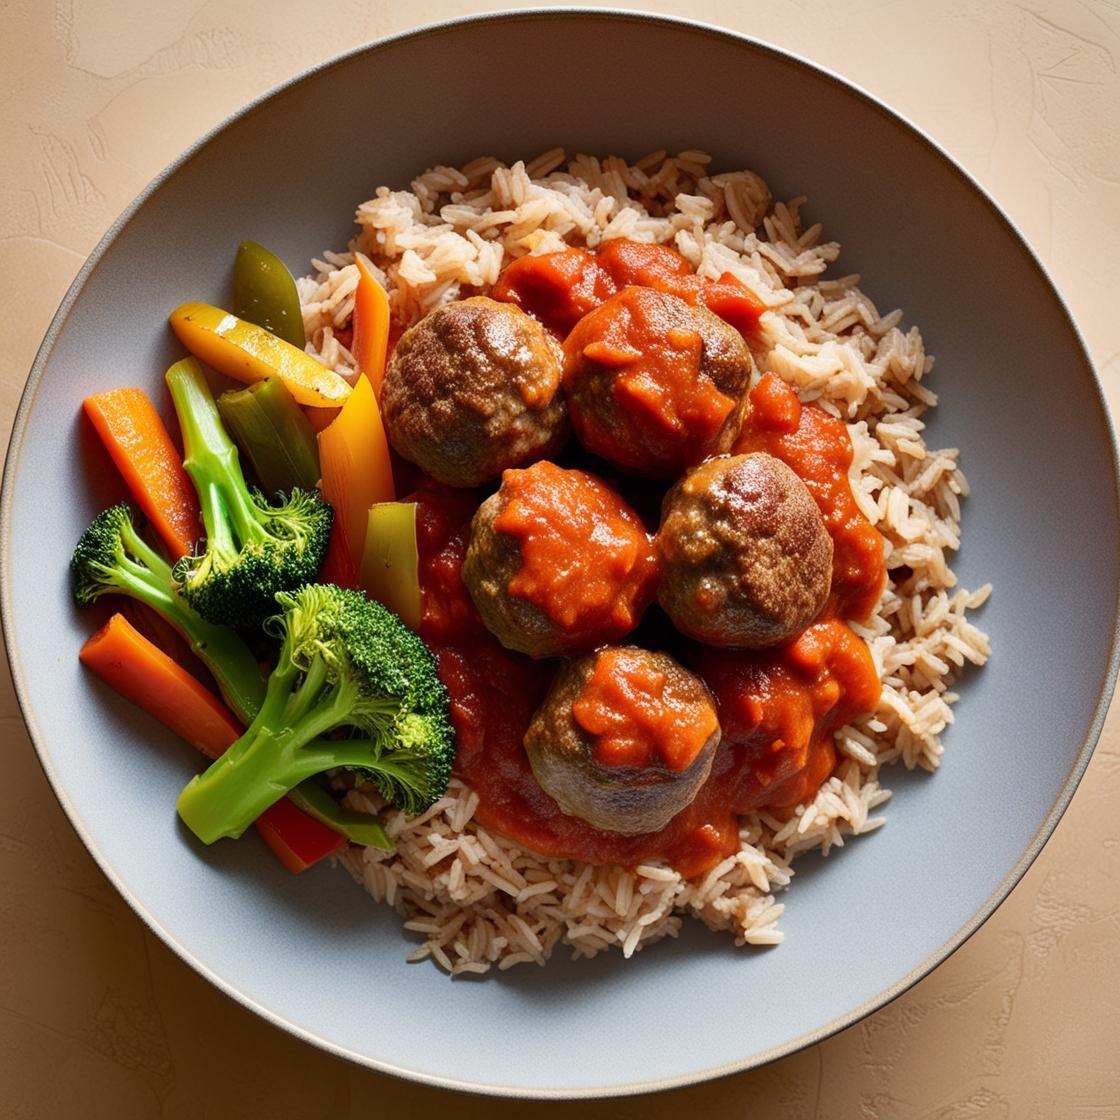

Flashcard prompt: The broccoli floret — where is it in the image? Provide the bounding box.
[175,583,455,845]
[165,358,332,628]
[71,503,267,724]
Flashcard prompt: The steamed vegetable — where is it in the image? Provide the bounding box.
[351,256,391,394]
[79,611,244,758]
[166,358,333,627]
[71,502,266,723]
[217,376,320,495]
[232,240,306,349]
[317,373,395,579]
[285,779,391,849]
[82,388,200,560]
[79,612,356,871]
[168,301,351,407]
[255,796,348,873]
[359,501,421,630]
[175,583,454,844]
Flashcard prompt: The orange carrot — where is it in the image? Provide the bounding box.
[83,389,200,560]
[351,258,391,396]
[118,600,208,685]
[317,373,395,578]
[80,614,346,871]
[79,613,241,759]
[317,517,359,589]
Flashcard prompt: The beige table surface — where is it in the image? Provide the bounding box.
[4,1,1120,1115]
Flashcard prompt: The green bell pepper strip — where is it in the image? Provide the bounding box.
[217,376,321,496]
[232,239,307,348]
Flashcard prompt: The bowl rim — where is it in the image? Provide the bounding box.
[3,6,1119,1100]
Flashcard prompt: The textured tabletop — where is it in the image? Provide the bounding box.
[3,2,1119,1115]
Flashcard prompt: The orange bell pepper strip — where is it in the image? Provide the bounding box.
[79,613,346,870]
[351,257,391,396]
[83,389,200,560]
[317,373,395,581]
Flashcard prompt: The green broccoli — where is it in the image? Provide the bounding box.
[72,502,267,724]
[175,583,454,845]
[165,358,332,628]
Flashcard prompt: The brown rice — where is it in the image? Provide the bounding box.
[295,150,991,975]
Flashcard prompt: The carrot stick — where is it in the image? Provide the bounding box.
[351,258,391,396]
[317,517,359,589]
[79,613,241,759]
[317,373,395,579]
[83,389,200,560]
[79,614,346,870]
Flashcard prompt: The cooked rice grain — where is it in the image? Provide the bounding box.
[309,150,990,973]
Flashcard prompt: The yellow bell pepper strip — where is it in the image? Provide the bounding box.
[217,377,321,495]
[351,256,391,396]
[359,501,421,630]
[168,301,351,408]
[232,240,306,349]
[83,388,200,560]
[317,373,395,578]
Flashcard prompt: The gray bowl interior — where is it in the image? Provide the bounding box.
[4,10,1117,1098]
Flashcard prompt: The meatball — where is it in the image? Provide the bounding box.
[657,452,833,648]
[524,646,720,834]
[562,286,754,477]
[461,461,657,658]
[381,297,568,487]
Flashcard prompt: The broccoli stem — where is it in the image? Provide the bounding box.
[115,516,267,724]
[166,358,268,555]
[177,726,349,842]
[285,780,392,850]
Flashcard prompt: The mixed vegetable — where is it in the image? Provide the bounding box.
[73,242,445,873]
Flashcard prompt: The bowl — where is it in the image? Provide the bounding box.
[4,8,1118,1099]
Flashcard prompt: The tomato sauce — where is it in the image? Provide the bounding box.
[492,239,766,338]
[491,461,656,644]
[735,373,887,620]
[572,647,718,771]
[415,244,885,877]
[563,286,738,473]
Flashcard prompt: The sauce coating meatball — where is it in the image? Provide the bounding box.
[657,452,833,648]
[461,462,657,658]
[561,286,754,477]
[381,297,568,487]
[524,646,720,834]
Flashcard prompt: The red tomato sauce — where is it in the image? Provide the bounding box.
[562,286,738,475]
[491,461,656,646]
[735,373,887,620]
[572,646,718,771]
[492,238,766,338]
[414,247,884,878]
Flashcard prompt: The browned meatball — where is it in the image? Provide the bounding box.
[381,297,568,487]
[656,452,833,648]
[461,462,657,658]
[524,646,720,834]
[562,286,754,477]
